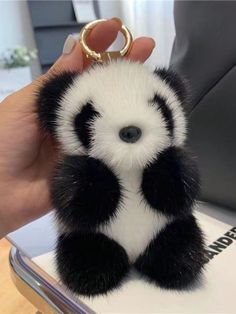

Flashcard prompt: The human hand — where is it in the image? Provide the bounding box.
[0,18,155,238]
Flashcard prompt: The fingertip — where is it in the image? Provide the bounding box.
[147,37,156,48]
[87,18,121,52]
[126,37,156,63]
[110,17,123,29]
[133,37,156,50]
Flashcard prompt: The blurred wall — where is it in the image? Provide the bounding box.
[0,0,41,78]
[99,0,123,18]
[98,0,175,68]
[121,0,175,68]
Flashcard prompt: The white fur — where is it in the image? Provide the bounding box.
[98,168,171,262]
[56,167,171,262]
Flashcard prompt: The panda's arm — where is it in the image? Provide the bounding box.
[141,146,200,217]
[52,155,122,231]
[37,72,76,135]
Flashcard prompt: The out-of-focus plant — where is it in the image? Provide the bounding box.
[0,46,37,69]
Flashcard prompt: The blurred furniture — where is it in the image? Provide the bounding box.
[27,0,99,73]
[10,248,82,313]
[170,0,236,211]
[0,239,36,313]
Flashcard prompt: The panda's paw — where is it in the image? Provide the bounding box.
[134,215,207,290]
[56,232,130,296]
[141,146,199,217]
[52,155,122,229]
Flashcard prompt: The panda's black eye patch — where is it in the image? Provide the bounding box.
[152,94,174,137]
[74,102,100,149]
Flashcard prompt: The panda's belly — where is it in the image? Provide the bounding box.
[98,169,169,262]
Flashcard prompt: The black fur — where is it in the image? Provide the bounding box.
[152,94,174,137]
[141,146,199,217]
[134,215,207,289]
[56,232,130,296]
[37,72,76,134]
[154,68,187,104]
[52,155,122,230]
[74,102,100,149]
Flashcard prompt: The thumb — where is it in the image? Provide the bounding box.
[48,36,84,76]
[28,37,83,95]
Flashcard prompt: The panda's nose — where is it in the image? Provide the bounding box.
[119,126,142,143]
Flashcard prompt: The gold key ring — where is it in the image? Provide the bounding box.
[79,19,133,63]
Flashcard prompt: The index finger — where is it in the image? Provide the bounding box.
[83,18,122,68]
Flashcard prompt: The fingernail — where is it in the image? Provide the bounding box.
[110,17,122,28]
[63,35,76,54]
[149,38,156,48]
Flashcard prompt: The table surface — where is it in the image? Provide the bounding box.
[0,238,36,314]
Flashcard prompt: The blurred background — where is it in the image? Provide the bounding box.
[0,0,175,101]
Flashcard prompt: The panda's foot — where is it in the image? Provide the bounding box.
[134,215,207,290]
[56,232,130,296]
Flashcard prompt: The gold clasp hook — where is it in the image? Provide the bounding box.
[79,19,133,63]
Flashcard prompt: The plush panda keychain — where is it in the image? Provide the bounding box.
[37,19,206,296]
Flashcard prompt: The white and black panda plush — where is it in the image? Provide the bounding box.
[38,60,206,296]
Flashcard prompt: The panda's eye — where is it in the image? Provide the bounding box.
[74,102,100,149]
[151,94,174,137]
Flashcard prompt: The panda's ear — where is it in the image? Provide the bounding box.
[37,72,77,135]
[154,68,187,104]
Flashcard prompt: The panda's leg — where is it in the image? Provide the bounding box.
[56,231,130,296]
[134,215,207,289]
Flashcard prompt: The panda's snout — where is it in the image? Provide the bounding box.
[119,126,142,143]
